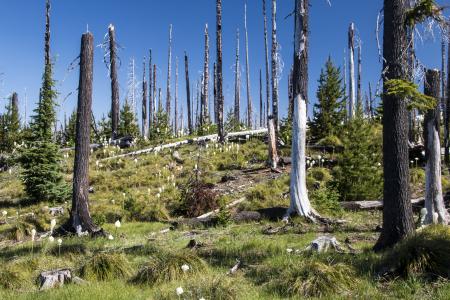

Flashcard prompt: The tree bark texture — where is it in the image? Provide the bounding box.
[348,22,356,119]
[263,0,271,128]
[185,53,192,135]
[374,0,414,251]
[244,3,252,128]
[424,69,448,225]
[216,0,225,142]
[166,24,173,118]
[234,28,241,124]
[142,59,148,138]
[108,25,120,140]
[271,0,279,136]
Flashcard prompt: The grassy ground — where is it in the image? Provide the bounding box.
[0,137,449,299]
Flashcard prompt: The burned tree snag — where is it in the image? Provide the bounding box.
[185,52,192,134]
[244,3,252,129]
[174,57,179,135]
[216,0,225,143]
[149,50,153,134]
[287,0,318,221]
[424,69,448,225]
[260,69,263,128]
[202,24,210,126]
[271,0,279,136]
[142,59,148,139]
[68,32,102,236]
[166,24,173,118]
[214,62,218,124]
[108,24,120,140]
[234,28,241,124]
[348,22,356,119]
[263,0,271,127]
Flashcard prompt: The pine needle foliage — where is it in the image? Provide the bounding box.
[385,79,436,111]
[405,0,443,27]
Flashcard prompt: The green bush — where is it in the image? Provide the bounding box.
[310,187,343,216]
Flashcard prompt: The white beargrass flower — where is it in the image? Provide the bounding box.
[31,229,36,241]
[115,220,121,228]
[156,193,161,198]
[50,219,56,232]
[181,264,190,272]
[57,238,62,246]
[176,287,184,296]
[48,236,54,243]
[1,210,7,216]
[286,248,293,253]
[108,234,114,240]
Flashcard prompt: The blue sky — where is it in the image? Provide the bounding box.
[0,0,446,128]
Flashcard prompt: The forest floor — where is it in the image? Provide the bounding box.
[0,137,449,299]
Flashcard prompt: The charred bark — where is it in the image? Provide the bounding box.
[166,24,173,118]
[263,0,271,127]
[374,0,414,251]
[108,25,120,140]
[142,59,148,138]
[234,28,241,124]
[185,52,193,134]
[68,32,102,236]
[216,0,225,143]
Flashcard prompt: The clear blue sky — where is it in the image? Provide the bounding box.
[0,0,445,127]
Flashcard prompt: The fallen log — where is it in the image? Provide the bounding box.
[196,197,246,219]
[100,129,268,161]
[340,197,424,210]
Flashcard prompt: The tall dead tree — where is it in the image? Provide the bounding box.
[108,24,120,139]
[374,0,414,251]
[348,22,356,119]
[216,0,225,142]
[263,0,270,127]
[357,41,362,110]
[288,68,294,120]
[445,30,450,165]
[214,62,218,124]
[234,28,241,124]
[244,3,252,128]
[287,0,317,221]
[142,59,148,138]
[166,24,173,118]
[184,52,192,134]
[153,64,157,121]
[202,24,210,126]
[259,69,263,127]
[271,0,279,136]
[67,32,102,236]
[424,69,448,225]
[148,50,153,133]
[174,57,179,135]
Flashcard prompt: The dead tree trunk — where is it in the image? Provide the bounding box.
[287,0,317,221]
[268,116,278,169]
[263,0,270,128]
[357,41,362,111]
[234,28,241,124]
[445,30,450,166]
[244,3,252,129]
[184,52,192,135]
[153,64,157,123]
[142,59,148,139]
[288,67,294,120]
[166,24,173,118]
[348,22,356,119]
[45,0,51,67]
[369,82,374,118]
[68,32,102,236]
[271,0,279,137]
[214,62,218,124]
[174,57,179,135]
[259,69,263,128]
[108,24,120,140]
[148,50,153,135]
[374,0,414,251]
[202,24,210,126]
[216,0,225,143]
[158,88,162,111]
[424,69,448,225]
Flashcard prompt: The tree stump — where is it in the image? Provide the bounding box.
[39,269,72,290]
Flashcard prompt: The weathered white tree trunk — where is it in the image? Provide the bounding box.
[424,69,448,225]
[268,117,278,169]
[174,57,179,135]
[348,22,356,119]
[271,0,279,136]
[287,0,317,221]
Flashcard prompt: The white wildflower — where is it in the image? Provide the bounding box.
[176,287,184,296]
[115,220,121,228]
[181,264,190,272]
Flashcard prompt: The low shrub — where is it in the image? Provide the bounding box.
[80,252,132,281]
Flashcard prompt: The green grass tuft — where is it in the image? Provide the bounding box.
[80,252,132,281]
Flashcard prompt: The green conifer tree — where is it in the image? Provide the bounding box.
[149,107,172,143]
[118,101,139,138]
[310,58,346,141]
[332,108,383,201]
[0,93,21,152]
